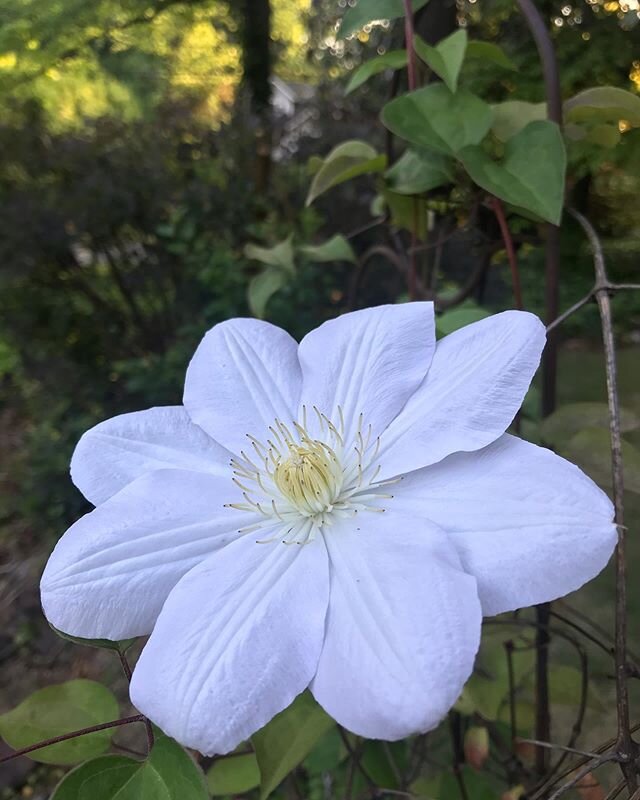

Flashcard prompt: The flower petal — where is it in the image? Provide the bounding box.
[41,469,254,640]
[71,406,231,506]
[392,434,617,616]
[130,533,329,755]
[298,303,435,441]
[183,319,302,454]
[378,310,545,478]
[311,513,481,740]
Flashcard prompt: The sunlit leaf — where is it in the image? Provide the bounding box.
[299,234,357,264]
[490,100,546,142]
[385,148,454,194]
[51,735,208,799]
[413,30,468,93]
[338,0,430,39]
[565,86,640,127]
[244,236,295,275]
[248,267,288,319]
[345,50,407,94]
[466,41,517,71]
[306,140,386,205]
[207,751,260,796]
[252,691,334,800]
[381,84,493,155]
[460,120,566,225]
[0,680,119,765]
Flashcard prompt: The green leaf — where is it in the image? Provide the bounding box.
[466,41,517,71]
[338,0,430,39]
[383,190,429,239]
[303,728,344,775]
[248,267,288,319]
[561,427,640,495]
[490,100,546,142]
[50,625,136,654]
[0,680,119,765]
[345,50,407,94]
[564,86,640,127]
[207,751,260,796]
[252,691,334,800]
[385,148,454,194]
[460,120,566,225]
[381,84,493,155]
[436,305,491,336]
[244,235,295,275]
[540,402,640,447]
[306,140,386,205]
[413,30,468,93]
[299,234,357,264]
[52,735,208,800]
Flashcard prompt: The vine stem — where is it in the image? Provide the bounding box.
[0,715,145,764]
[490,196,523,309]
[402,0,419,299]
[119,649,155,753]
[569,208,637,791]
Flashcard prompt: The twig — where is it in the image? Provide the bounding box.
[546,291,595,333]
[604,778,627,800]
[0,715,145,763]
[490,197,523,309]
[569,207,638,791]
[546,753,619,800]
[118,649,155,753]
[403,0,418,91]
[518,739,604,760]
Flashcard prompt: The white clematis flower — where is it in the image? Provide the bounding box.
[40,303,617,754]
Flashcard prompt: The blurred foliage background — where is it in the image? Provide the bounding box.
[0,0,639,797]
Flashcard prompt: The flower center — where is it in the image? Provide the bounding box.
[225,406,396,544]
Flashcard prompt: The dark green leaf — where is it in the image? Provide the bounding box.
[383,190,429,239]
[338,0,430,38]
[207,752,261,796]
[436,306,491,336]
[306,140,386,205]
[244,236,295,275]
[299,234,357,264]
[460,120,566,225]
[52,735,208,800]
[564,86,640,127]
[381,84,493,155]
[540,402,640,447]
[252,691,334,800]
[248,267,288,319]
[490,100,546,142]
[465,41,517,71]
[0,680,119,765]
[385,148,454,194]
[413,30,467,93]
[345,50,407,94]
[302,728,344,775]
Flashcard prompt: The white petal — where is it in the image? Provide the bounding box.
[298,303,435,441]
[71,406,231,506]
[393,434,617,616]
[311,514,481,740]
[183,319,302,454]
[378,310,546,478]
[41,469,253,640]
[130,533,329,755]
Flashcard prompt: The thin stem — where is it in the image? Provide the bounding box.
[546,292,594,333]
[0,716,145,764]
[403,0,417,91]
[518,740,604,760]
[547,753,618,800]
[490,197,523,309]
[119,649,155,753]
[569,208,637,790]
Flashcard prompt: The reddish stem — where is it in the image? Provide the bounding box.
[0,715,145,764]
[403,0,417,91]
[490,196,523,310]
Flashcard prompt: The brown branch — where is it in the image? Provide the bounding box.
[546,753,619,800]
[0,716,145,764]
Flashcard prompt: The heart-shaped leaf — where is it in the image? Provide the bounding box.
[565,86,640,127]
[466,41,517,71]
[345,50,407,94]
[381,84,493,155]
[306,140,386,205]
[385,148,454,194]
[460,120,566,224]
[252,692,334,800]
[244,236,295,275]
[248,267,288,319]
[0,681,119,765]
[338,0,430,39]
[413,30,468,93]
[51,734,208,800]
[490,100,546,142]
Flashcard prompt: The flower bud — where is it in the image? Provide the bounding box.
[464,725,489,770]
